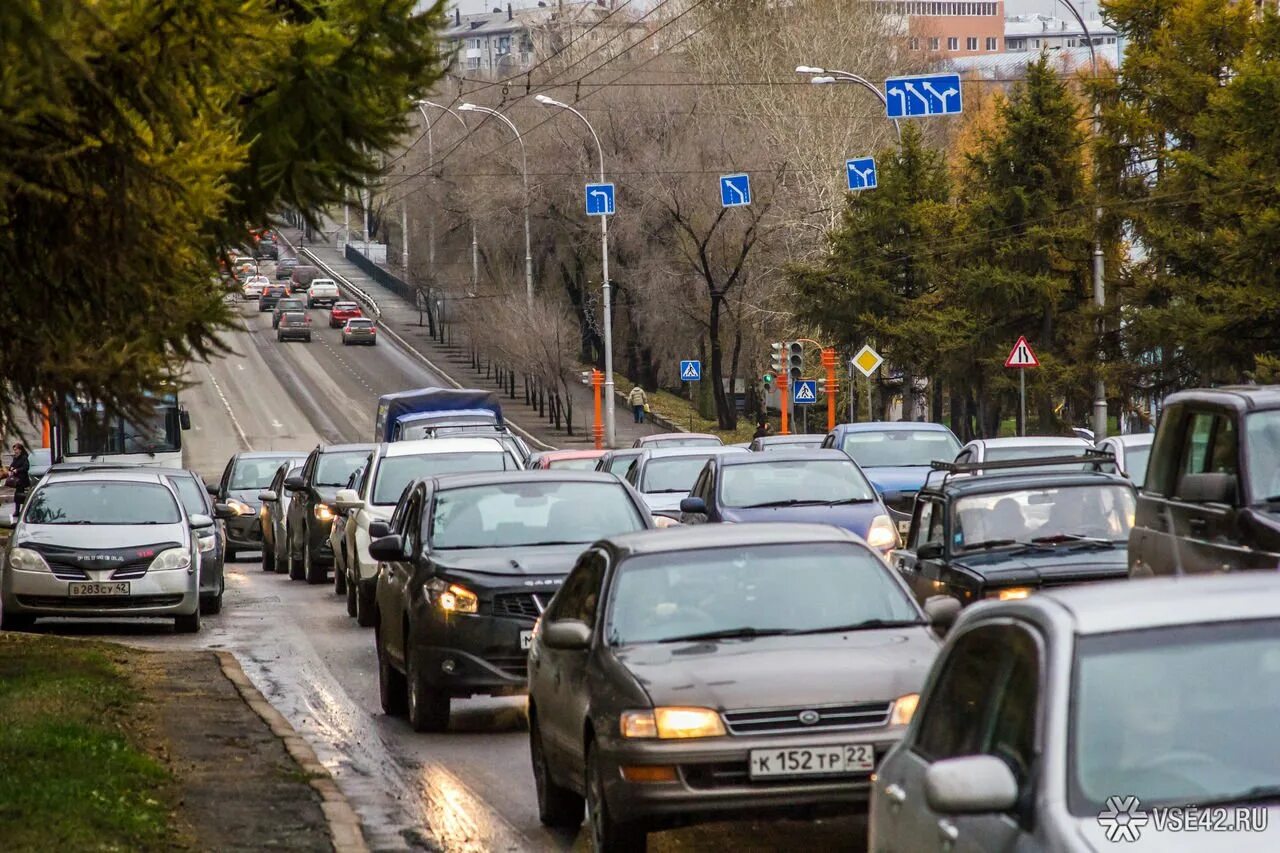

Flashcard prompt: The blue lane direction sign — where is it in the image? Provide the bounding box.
[792,380,817,405]
[719,173,751,208]
[884,73,963,119]
[680,360,702,381]
[846,157,877,191]
[585,182,616,216]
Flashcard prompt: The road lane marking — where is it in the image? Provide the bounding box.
[205,363,252,451]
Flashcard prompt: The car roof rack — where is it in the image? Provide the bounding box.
[923,449,1116,490]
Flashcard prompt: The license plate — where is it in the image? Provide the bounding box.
[519,630,533,650]
[68,582,131,597]
[897,520,911,538]
[748,744,875,779]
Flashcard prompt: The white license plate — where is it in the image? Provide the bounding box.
[519,630,533,650]
[748,744,875,779]
[68,582,131,597]
[897,520,911,538]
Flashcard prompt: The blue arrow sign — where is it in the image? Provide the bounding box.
[719,173,751,208]
[884,73,963,119]
[585,182,615,216]
[846,157,877,191]
[792,380,817,405]
[680,360,701,381]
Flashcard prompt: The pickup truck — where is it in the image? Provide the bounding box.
[374,387,504,443]
[305,278,341,308]
[1129,386,1280,575]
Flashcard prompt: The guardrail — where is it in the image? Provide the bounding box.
[343,244,416,302]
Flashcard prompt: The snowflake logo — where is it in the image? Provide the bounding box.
[1097,795,1150,842]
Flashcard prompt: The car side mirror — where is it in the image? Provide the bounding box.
[257,490,278,503]
[189,513,215,530]
[0,514,15,530]
[924,595,961,634]
[205,481,218,496]
[679,496,707,515]
[284,475,307,492]
[179,409,192,431]
[368,520,391,539]
[1177,472,1237,505]
[368,534,406,562]
[213,502,237,521]
[917,542,943,561]
[925,755,1019,814]
[334,488,364,512]
[543,620,592,651]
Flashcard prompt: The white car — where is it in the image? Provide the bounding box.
[305,278,341,308]
[332,437,523,627]
[1094,432,1154,486]
[242,275,270,299]
[953,436,1092,472]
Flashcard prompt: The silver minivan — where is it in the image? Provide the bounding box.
[0,470,223,633]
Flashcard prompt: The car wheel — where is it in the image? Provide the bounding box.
[304,536,325,584]
[376,628,407,717]
[262,541,275,572]
[355,581,377,628]
[406,645,450,732]
[0,611,35,631]
[200,593,223,616]
[304,334,311,342]
[334,558,347,595]
[587,741,645,852]
[273,535,289,574]
[345,572,358,617]
[174,607,201,634]
[532,716,584,827]
[288,530,305,581]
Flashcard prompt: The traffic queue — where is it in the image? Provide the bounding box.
[2,369,1277,851]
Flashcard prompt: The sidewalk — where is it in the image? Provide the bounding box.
[284,229,670,450]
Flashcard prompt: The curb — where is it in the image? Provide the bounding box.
[215,651,369,853]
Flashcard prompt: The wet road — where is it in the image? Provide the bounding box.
[30,293,868,852]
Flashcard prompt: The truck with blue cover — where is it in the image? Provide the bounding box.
[374,388,504,444]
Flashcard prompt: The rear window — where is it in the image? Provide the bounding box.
[347,319,374,328]
[373,452,512,504]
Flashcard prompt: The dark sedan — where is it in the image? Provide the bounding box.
[371,471,653,732]
[527,523,955,850]
[210,451,306,560]
[257,285,288,311]
[678,450,900,556]
[257,462,303,574]
[284,443,373,583]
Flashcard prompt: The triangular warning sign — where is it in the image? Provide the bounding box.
[1004,336,1040,368]
[681,362,700,380]
[794,382,816,401]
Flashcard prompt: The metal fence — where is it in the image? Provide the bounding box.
[345,244,413,300]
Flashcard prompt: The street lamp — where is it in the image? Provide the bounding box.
[459,103,534,310]
[534,93,617,448]
[415,100,480,299]
[796,65,902,143]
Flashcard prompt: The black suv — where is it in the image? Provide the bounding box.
[284,444,373,584]
[370,471,652,731]
[1130,386,1280,575]
[890,454,1136,606]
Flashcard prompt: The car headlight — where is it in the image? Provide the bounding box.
[865,514,899,550]
[987,586,1032,601]
[150,547,192,571]
[8,547,50,572]
[424,578,479,614]
[226,498,254,516]
[620,707,726,739]
[314,504,335,523]
[198,535,217,554]
[889,693,920,727]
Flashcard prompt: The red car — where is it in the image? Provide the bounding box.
[328,301,363,328]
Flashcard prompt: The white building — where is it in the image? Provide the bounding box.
[1003,13,1116,51]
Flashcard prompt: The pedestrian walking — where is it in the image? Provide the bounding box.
[4,441,31,512]
[627,385,649,424]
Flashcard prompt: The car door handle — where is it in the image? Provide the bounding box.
[938,819,958,844]
[884,783,906,804]
[1189,517,1208,534]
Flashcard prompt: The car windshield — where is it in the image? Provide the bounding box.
[720,459,877,507]
[640,456,714,493]
[839,429,961,467]
[605,542,921,645]
[231,456,297,490]
[429,481,645,550]
[334,303,358,311]
[373,452,511,505]
[1244,411,1280,501]
[1069,618,1280,815]
[953,484,1135,549]
[166,476,207,515]
[25,482,181,524]
[1123,443,1152,487]
[548,457,601,471]
[316,451,371,487]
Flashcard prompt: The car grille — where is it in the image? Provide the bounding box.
[491,592,550,621]
[722,702,893,735]
[682,746,889,790]
[16,595,184,610]
[483,653,528,680]
[42,555,154,581]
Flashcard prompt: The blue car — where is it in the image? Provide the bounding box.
[676,449,900,555]
[822,422,962,539]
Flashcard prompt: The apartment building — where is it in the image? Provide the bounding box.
[1003,14,1117,52]
[889,1,1006,58]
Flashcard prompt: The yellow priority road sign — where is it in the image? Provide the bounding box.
[853,345,883,378]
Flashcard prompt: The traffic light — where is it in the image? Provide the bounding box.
[788,341,804,383]
[817,376,834,396]
[769,342,784,376]
[762,372,775,390]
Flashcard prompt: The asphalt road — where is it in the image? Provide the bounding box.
[31,293,867,852]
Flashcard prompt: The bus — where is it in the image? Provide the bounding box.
[50,393,191,468]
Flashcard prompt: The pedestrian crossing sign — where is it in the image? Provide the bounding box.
[680,360,701,381]
[793,380,817,404]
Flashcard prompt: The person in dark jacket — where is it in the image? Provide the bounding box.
[6,442,31,511]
